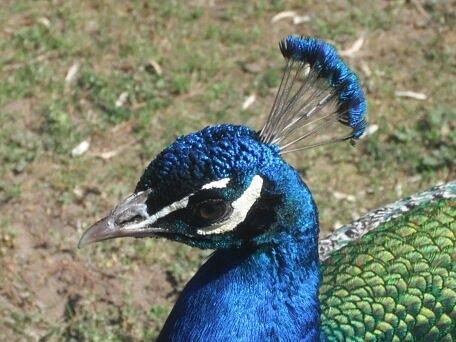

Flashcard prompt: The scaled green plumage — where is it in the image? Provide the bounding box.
[320,198,456,341]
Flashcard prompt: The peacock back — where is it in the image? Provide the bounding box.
[320,184,456,341]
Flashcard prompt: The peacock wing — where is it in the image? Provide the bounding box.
[320,195,456,341]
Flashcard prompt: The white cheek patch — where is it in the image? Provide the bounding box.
[196,175,264,236]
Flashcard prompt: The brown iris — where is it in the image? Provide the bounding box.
[194,199,230,222]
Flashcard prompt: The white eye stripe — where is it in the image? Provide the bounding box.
[121,195,190,232]
[196,175,264,236]
[202,178,230,189]
[124,177,232,230]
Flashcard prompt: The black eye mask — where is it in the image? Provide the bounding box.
[152,188,235,229]
[191,199,233,224]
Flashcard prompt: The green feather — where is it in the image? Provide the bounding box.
[320,199,456,341]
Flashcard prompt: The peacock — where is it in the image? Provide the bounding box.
[79,36,456,341]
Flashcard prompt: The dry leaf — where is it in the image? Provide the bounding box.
[365,124,379,136]
[115,91,129,107]
[340,37,365,57]
[71,140,90,157]
[242,94,256,110]
[38,17,50,28]
[360,60,371,77]
[92,140,138,160]
[98,149,120,160]
[395,183,403,197]
[271,11,296,23]
[333,191,356,202]
[145,59,163,76]
[293,15,310,25]
[65,63,80,84]
[395,90,427,100]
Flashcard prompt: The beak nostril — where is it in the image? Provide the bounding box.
[114,204,150,226]
[116,214,144,226]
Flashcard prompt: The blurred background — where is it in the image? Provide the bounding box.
[0,0,454,340]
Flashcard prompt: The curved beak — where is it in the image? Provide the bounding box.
[78,189,167,248]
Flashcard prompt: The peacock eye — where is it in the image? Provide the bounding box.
[193,199,231,222]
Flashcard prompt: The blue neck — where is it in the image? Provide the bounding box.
[159,168,321,341]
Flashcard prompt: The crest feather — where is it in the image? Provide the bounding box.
[259,36,367,153]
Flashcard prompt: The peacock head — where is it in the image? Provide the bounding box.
[78,124,295,249]
[78,36,367,250]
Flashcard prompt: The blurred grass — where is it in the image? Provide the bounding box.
[0,0,455,340]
